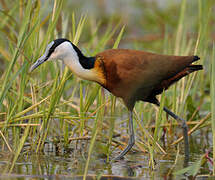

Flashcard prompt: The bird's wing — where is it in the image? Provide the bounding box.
[96,49,198,99]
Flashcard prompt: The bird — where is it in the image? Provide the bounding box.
[30,38,203,161]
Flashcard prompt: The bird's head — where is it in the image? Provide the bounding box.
[30,38,83,72]
[29,38,105,84]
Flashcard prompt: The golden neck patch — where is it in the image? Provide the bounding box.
[92,56,106,85]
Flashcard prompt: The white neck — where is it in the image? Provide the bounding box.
[61,45,101,83]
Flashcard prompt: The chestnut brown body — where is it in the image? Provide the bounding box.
[95,49,202,109]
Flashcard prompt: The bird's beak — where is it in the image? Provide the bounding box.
[29,54,48,72]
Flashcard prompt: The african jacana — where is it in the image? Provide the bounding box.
[30,38,203,161]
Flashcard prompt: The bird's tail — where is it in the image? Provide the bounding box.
[145,62,203,103]
[192,55,200,62]
[162,64,203,90]
[186,65,203,72]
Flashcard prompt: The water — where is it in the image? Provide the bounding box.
[0,129,211,179]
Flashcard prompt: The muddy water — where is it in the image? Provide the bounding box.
[0,131,211,179]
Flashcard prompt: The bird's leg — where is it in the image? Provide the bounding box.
[154,99,189,164]
[112,110,135,161]
[152,98,189,165]
[162,106,189,164]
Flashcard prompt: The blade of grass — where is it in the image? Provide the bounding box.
[0,0,34,109]
[36,70,60,152]
[134,110,166,154]
[172,0,187,117]
[112,25,125,49]
[79,81,84,136]
[211,44,215,175]
[84,85,100,112]
[73,14,87,45]
[0,130,12,153]
[7,126,30,172]
[174,0,186,55]
[83,88,104,180]
[154,91,165,141]
[106,95,116,162]
[171,113,211,145]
